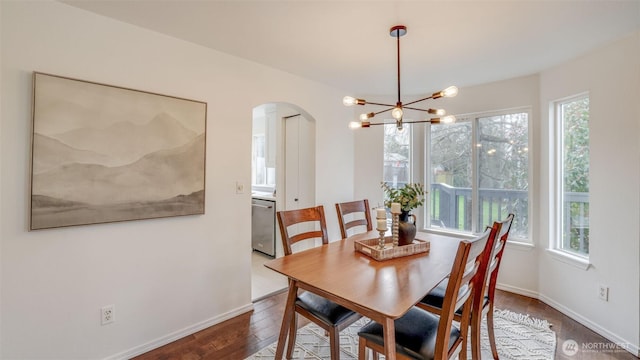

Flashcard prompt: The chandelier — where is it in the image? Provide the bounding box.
[344,25,458,130]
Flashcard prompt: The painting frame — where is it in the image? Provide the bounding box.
[30,72,207,230]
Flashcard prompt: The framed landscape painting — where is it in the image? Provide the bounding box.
[30,72,207,230]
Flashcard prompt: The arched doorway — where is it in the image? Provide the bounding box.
[250,102,316,300]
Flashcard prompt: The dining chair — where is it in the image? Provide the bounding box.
[417,213,514,360]
[335,199,373,239]
[357,226,495,360]
[277,205,363,360]
[482,213,515,359]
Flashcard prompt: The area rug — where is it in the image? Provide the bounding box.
[245,309,556,359]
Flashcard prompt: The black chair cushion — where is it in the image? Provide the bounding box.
[421,278,448,309]
[296,291,358,325]
[358,307,461,360]
[420,279,470,317]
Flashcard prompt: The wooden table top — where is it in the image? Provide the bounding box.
[265,231,462,319]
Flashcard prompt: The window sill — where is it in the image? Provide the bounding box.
[421,228,474,240]
[505,240,535,251]
[423,229,535,250]
[546,248,591,270]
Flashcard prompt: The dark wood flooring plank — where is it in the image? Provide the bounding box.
[134,289,638,360]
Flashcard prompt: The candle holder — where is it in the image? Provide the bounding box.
[377,229,386,250]
[375,207,388,250]
[391,212,400,247]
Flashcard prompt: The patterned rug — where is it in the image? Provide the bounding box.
[245,309,556,359]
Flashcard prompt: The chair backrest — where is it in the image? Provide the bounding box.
[277,206,329,256]
[436,227,496,358]
[486,213,515,300]
[335,199,373,239]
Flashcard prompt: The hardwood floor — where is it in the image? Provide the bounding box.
[133,289,638,360]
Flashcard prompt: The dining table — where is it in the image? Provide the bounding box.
[264,230,463,360]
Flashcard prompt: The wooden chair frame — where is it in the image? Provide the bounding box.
[335,199,373,239]
[416,214,514,360]
[277,205,362,359]
[359,227,495,360]
[483,213,515,359]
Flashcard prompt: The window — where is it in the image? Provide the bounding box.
[251,134,275,187]
[554,94,589,256]
[383,124,412,189]
[427,109,530,240]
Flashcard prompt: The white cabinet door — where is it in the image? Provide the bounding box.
[285,114,315,210]
[265,108,277,168]
[284,114,316,250]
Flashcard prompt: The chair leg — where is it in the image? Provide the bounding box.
[460,338,468,360]
[487,304,499,359]
[470,310,482,360]
[372,349,379,360]
[329,327,340,360]
[286,314,298,359]
[358,337,367,360]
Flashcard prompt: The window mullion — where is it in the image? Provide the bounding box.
[471,117,479,233]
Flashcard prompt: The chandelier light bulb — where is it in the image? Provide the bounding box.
[343,96,365,106]
[360,112,375,121]
[348,121,362,129]
[428,108,446,116]
[343,96,357,106]
[391,107,403,120]
[442,86,459,98]
[441,115,456,124]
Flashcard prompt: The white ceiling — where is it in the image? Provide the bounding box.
[63,0,640,97]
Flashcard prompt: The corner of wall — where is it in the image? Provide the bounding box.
[0,0,5,355]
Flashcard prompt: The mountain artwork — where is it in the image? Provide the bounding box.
[30,73,207,230]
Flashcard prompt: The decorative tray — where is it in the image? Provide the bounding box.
[354,236,430,261]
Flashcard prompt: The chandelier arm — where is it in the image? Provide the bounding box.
[366,119,437,126]
[403,106,433,112]
[373,107,394,116]
[364,101,396,107]
[403,95,436,107]
[403,119,436,124]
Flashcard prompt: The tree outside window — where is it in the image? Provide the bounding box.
[383,124,411,189]
[557,95,590,256]
[428,110,530,240]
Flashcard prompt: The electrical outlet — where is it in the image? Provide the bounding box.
[101,305,115,325]
[235,181,244,194]
[598,285,609,301]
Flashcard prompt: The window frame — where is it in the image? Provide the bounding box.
[382,123,413,189]
[551,92,590,261]
[423,106,533,244]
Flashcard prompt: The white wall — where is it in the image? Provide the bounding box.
[538,31,640,353]
[0,1,3,353]
[0,1,354,358]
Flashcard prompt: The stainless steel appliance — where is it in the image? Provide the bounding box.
[251,198,276,257]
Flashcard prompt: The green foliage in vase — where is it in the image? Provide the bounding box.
[381,182,426,212]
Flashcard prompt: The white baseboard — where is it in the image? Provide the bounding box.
[495,282,539,299]
[496,284,640,357]
[538,294,640,357]
[103,303,255,360]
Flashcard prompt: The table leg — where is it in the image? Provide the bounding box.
[382,317,397,360]
[274,280,298,359]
